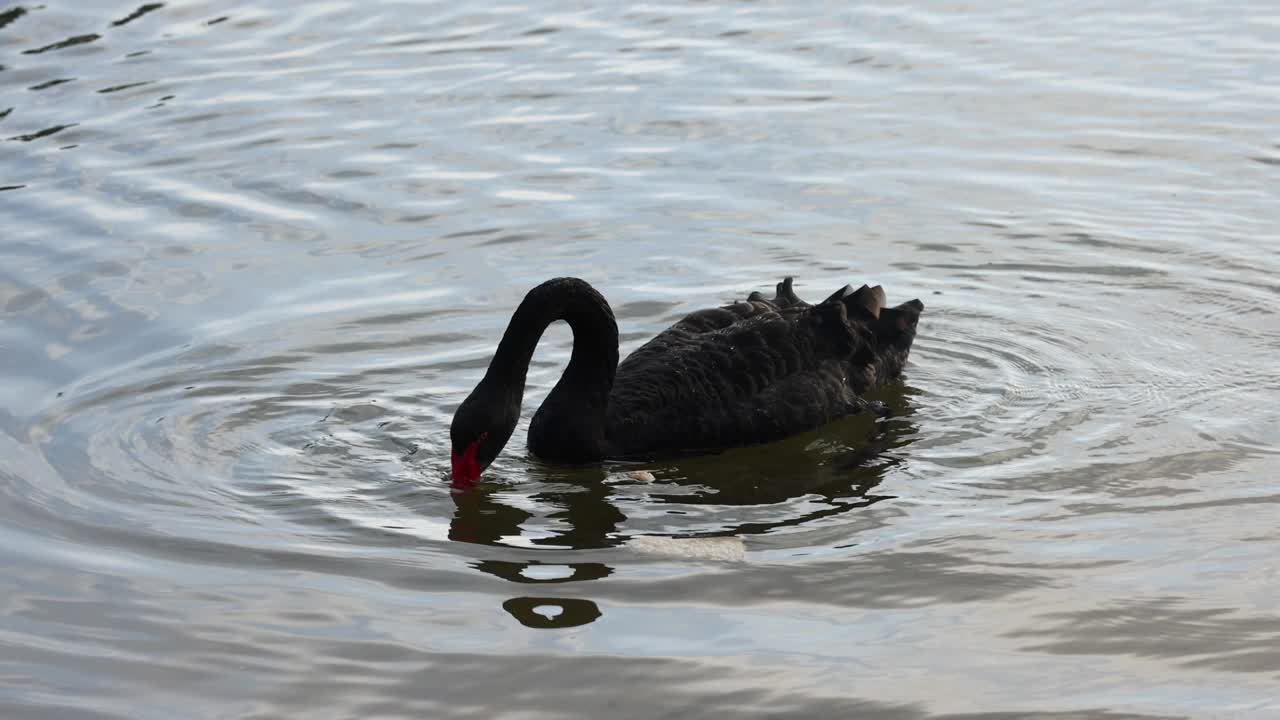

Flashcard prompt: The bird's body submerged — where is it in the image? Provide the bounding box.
[450,276,923,486]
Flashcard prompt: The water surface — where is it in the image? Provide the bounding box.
[3,1,1279,718]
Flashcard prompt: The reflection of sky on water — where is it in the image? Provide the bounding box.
[2,0,1280,716]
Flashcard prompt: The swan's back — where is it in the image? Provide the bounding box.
[605,278,922,458]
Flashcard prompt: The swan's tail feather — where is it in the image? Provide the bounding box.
[870,285,887,308]
[824,284,855,303]
[774,277,802,307]
[844,284,885,319]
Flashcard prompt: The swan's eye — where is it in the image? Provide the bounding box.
[479,431,489,442]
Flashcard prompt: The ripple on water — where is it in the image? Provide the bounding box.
[12,270,929,577]
[3,0,1280,715]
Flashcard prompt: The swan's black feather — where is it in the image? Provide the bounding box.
[450,276,923,483]
[603,277,919,458]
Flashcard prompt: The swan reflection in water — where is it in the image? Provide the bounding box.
[447,382,919,629]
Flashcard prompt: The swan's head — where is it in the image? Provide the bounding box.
[449,382,518,488]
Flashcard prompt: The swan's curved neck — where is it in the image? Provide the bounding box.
[485,278,619,459]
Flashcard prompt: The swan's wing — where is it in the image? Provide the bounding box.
[607,298,876,457]
[658,277,816,339]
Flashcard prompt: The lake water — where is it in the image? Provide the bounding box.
[3,1,1279,717]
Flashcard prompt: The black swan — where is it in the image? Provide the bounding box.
[449,276,923,487]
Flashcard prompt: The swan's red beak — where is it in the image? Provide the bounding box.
[450,440,482,489]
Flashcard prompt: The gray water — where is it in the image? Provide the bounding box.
[3,1,1279,717]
